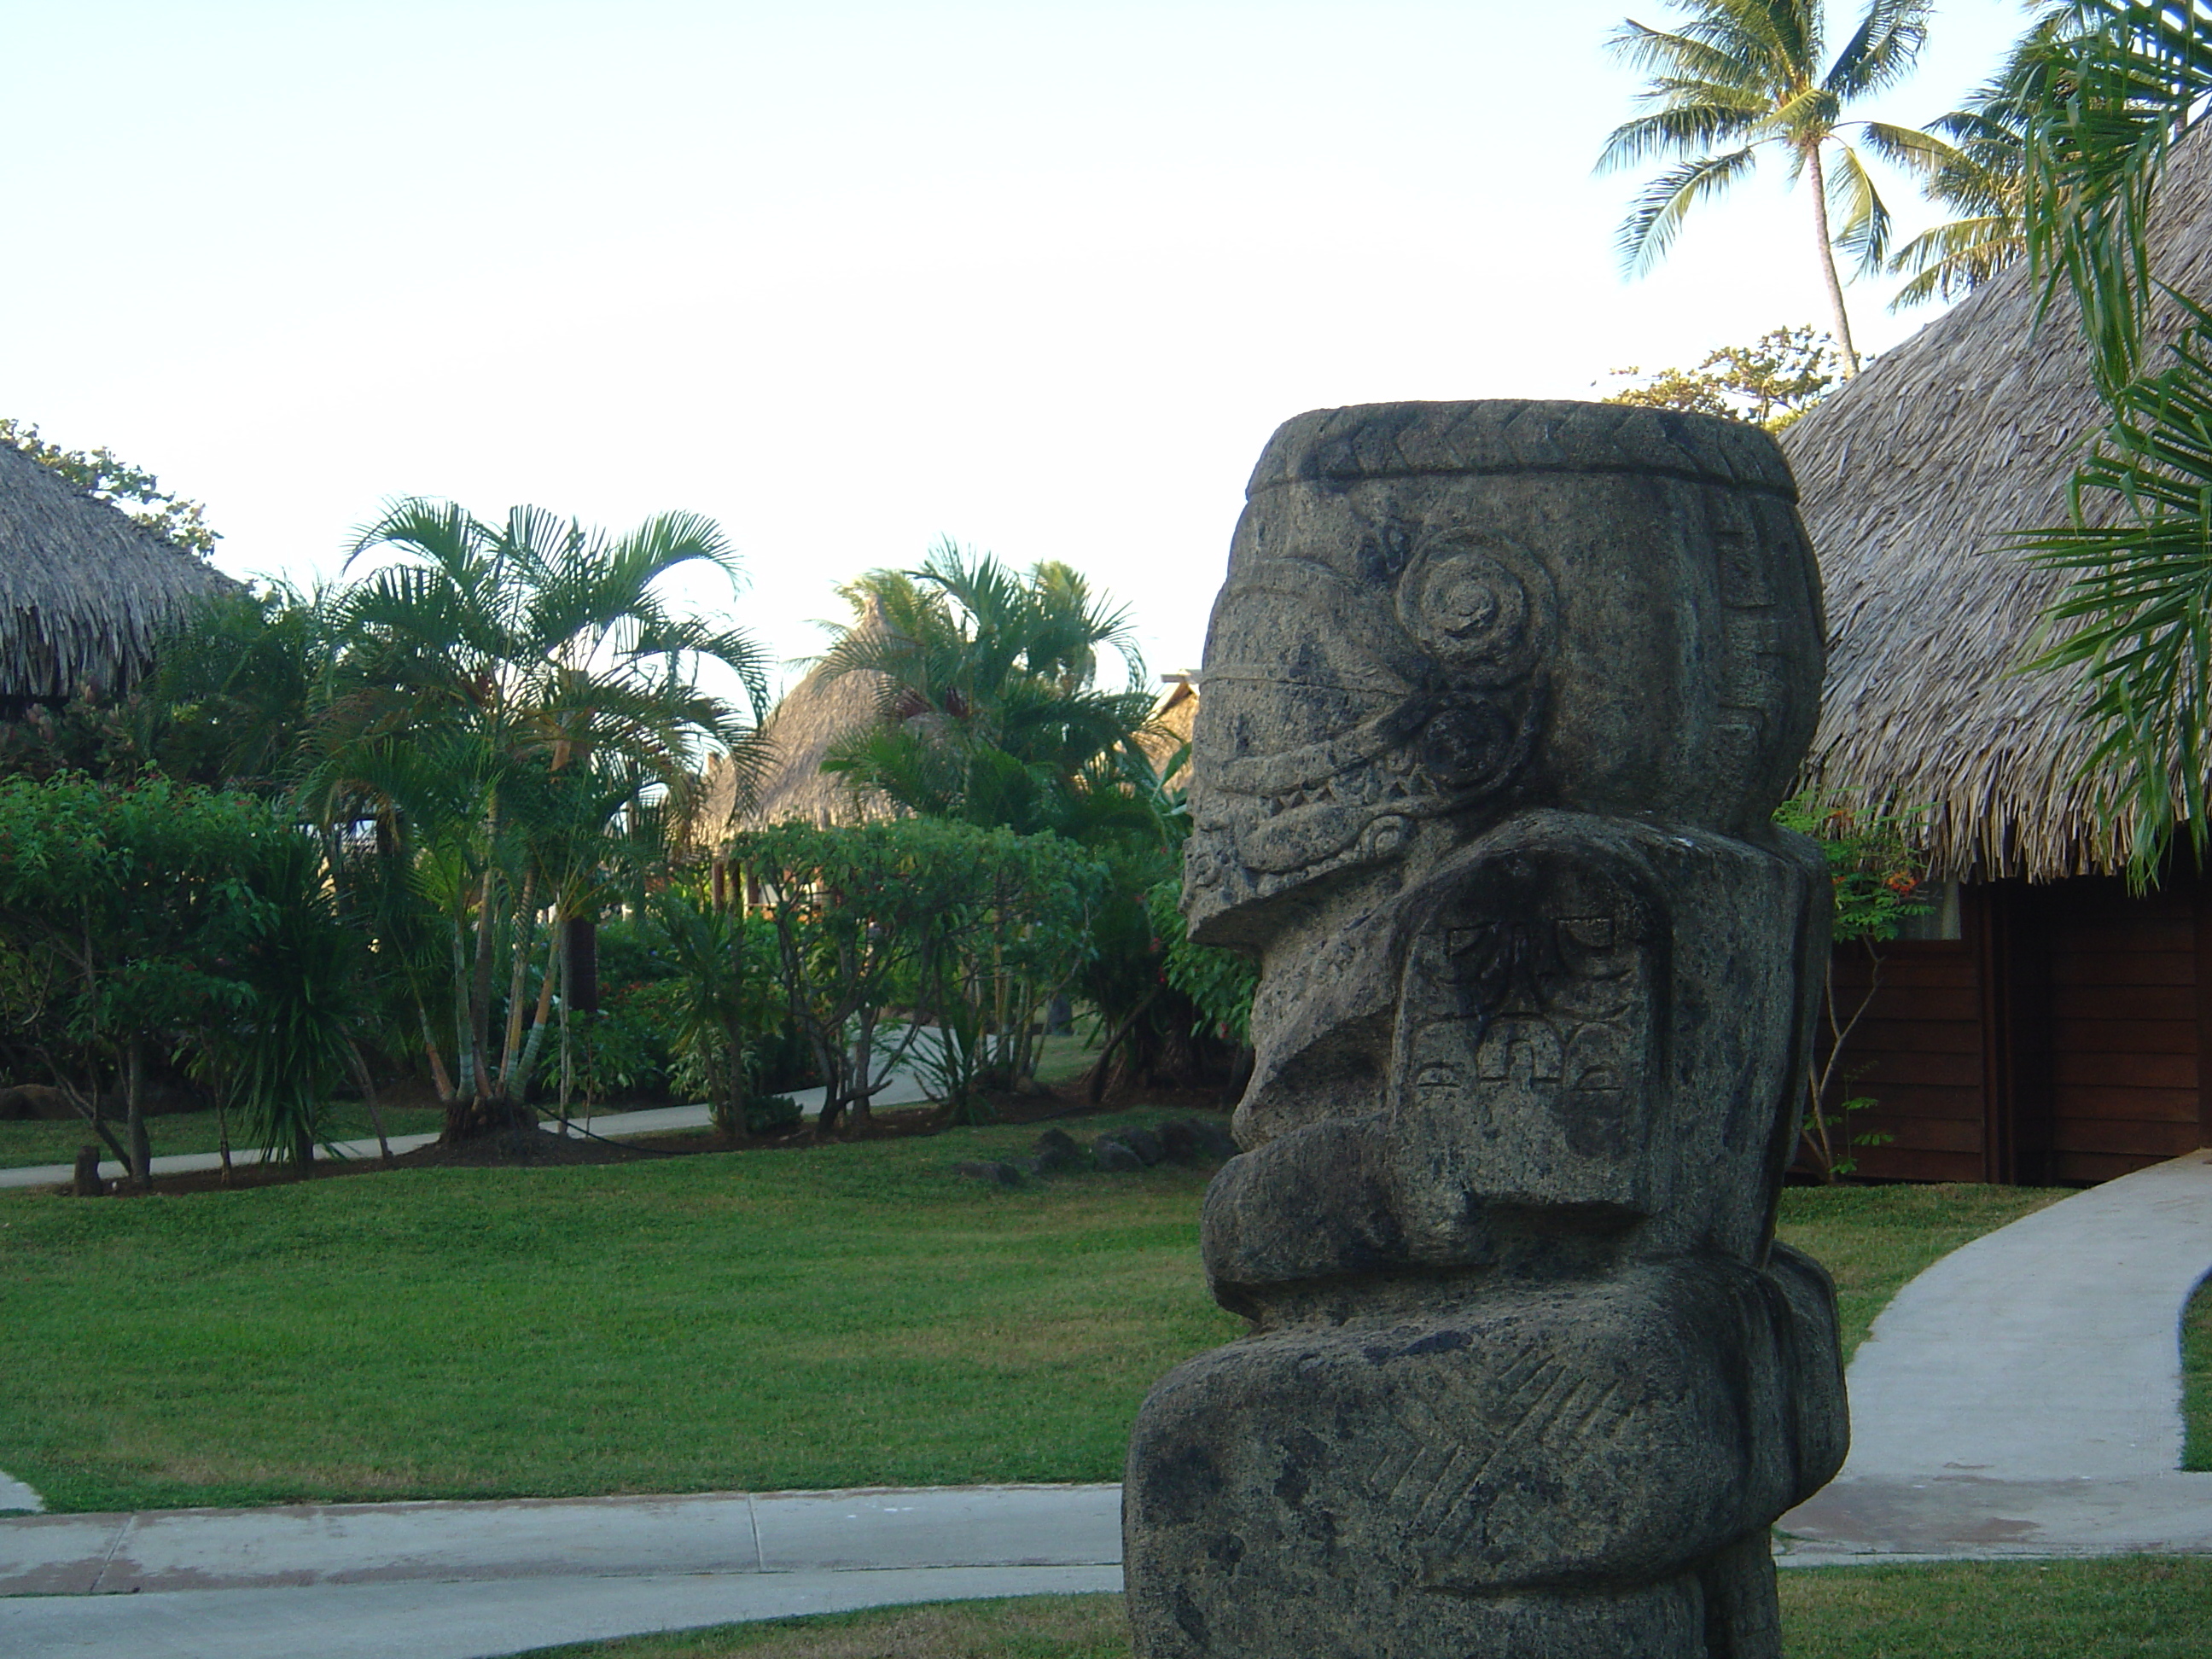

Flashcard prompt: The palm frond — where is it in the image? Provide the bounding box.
[1615,147,1761,276]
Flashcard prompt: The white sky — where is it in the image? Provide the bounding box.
[6,0,2035,699]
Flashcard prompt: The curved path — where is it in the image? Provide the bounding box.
[1782,1148,2212,1558]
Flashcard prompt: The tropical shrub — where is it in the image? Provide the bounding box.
[731,817,1106,1133]
[1777,788,1930,1180]
[0,773,368,1179]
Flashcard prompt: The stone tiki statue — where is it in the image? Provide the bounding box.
[1123,401,1848,1659]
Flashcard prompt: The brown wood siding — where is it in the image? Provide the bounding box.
[1803,874,2208,1188]
[1812,940,1985,1182]
[2026,876,2202,1185]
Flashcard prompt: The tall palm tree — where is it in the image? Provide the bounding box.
[1597,0,1936,373]
[1885,7,2079,311]
[306,499,773,1140]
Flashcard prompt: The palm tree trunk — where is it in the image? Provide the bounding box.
[1805,144,1860,376]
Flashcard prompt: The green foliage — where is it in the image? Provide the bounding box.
[817,539,1161,841]
[1145,880,1257,1049]
[732,818,1107,1131]
[1602,326,1847,430]
[1989,4,2212,880]
[646,887,783,1137]
[192,831,374,1164]
[1778,789,1930,1180]
[0,417,218,555]
[913,827,1109,1122]
[0,774,360,1176]
[302,498,774,1132]
[1596,0,1936,369]
[1882,11,2069,310]
[1775,788,1933,943]
[564,983,678,1105]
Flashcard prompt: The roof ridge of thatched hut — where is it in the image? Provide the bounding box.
[0,439,236,707]
[705,602,899,832]
[1782,119,2212,883]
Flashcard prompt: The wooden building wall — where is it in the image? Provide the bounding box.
[1813,875,2212,1185]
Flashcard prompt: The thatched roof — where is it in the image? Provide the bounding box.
[0,440,236,705]
[1138,675,1196,790]
[708,667,1204,834]
[705,653,895,832]
[1784,121,2212,882]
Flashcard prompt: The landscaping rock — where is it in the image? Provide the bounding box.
[0,1085,74,1122]
[952,1160,1023,1189]
[1092,1136,1143,1173]
[1185,1118,1238,1161]
[1031,1128,1082,1173]
[1123,400,1848,1658]
[1121,1126,1164,1166]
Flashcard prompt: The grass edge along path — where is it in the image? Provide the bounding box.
[0,1150,2064,1515]
[518,1562,2212,1659]
[2186,1272,2212,1470]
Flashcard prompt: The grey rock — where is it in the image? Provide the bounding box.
[1031,1128,1083,1173]
[952,1160,1022,1189]
[1121,1126,1166,1166]
[1125,401,1846,1658]
[1093,1137,1144,1173]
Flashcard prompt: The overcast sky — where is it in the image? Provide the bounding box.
[7,0,2034,696]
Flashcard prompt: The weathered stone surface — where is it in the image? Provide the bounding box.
[1094,1137,1144,1173]
[1125,401,1846,1658]
[1121,1126,1166,1167]
[1032,1128,1084,1173]
[952,1159,1022,1189]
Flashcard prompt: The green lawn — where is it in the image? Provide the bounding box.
[525,1563,2212,1659]
[0,1111,1239,1513]
[0,1103,447,1172]
[2186,1273,2212,1471]
[0,1142,2068,1516]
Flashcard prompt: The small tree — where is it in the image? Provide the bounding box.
[1778,789,1931,1181]
[1603,327,1848,430]
[916,828,1104,1122]
[731,818,1104,1135]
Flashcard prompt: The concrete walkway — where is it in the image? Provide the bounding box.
[0,1485,1121,1658]
[0,1073,936,1194]
[1782,1147,2212,1559]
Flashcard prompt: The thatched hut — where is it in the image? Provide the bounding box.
[0,439,235,713]
[1781,125,2212,1185]
[703,652,896,832]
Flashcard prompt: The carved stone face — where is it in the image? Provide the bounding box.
[1183,526,1553,935]
[1182,401,1825,951]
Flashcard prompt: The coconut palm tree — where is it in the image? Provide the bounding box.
[306,499,773,1141]
[1597,0,1936,373]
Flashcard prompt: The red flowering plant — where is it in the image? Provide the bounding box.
[1774,789,1932,1181]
